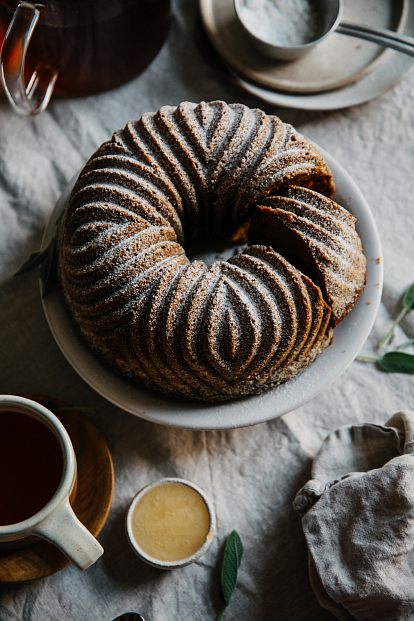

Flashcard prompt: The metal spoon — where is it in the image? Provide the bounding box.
[234,0,414,61]
[112,614,146,621]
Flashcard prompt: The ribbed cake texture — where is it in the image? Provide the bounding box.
[58,101,366,402]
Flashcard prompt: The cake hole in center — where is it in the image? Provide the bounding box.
[185,233,248,267]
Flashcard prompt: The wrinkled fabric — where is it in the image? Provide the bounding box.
[1,0,414,618]
[295,412,414,621]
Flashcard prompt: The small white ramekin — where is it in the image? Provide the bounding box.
[126,477,216,570]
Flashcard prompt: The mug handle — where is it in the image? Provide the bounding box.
[0,2,59,115]
[33,500,104,570]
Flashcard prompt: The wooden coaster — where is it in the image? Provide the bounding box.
[0,395,114,582]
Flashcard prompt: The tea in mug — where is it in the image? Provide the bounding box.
[0,411,64,526]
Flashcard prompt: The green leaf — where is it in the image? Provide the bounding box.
[356,355,381,363]
[403,282,414,311]
[38,238,57,298]
[39,400,59,413]
[221,530,244,606]
[397,339,414,351]
[217,608,226,621]
[378,282,414,349]
[14,246,50,276]
[380,352,414,374]
[57,406,97,414]
[38,400,97,415]
[14,210,64,294]
[378,308,408,349]
[14,234,57,297]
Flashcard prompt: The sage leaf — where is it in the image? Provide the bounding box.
[13,246,50,276]
[403,283,414,311]
[221,530,244,606]
[378,281,414,349]
[14,210,64,296]
[38,238,58,298]
[57,406,97,414]
[39,400,58,413]
[397,339,414,351]
[356,355,381,363]
[380,352,414,374]
[39,400,97,415]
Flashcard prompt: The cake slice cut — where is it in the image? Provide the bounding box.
[248,186,367,327]
[299,274,332,360]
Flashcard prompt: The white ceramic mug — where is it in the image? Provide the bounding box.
[0,395,103,570]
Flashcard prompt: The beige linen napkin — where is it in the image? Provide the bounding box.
[293,411,414,621]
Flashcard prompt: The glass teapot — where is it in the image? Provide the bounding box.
[0,0,171,115]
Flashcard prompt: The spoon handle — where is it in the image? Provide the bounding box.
[337,22,414,57]
[112,615,146,621]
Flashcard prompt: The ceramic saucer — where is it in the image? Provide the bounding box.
[200,0,408,94]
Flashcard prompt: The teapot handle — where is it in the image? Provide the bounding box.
[0,2,59,115]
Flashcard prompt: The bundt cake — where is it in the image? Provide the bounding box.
[57,100,366,402]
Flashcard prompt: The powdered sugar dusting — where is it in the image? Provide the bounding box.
[239,0,319,47]
[58,101,350,402]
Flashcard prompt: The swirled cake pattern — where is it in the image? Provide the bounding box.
[249,186,368,327]
[58,101,365,402]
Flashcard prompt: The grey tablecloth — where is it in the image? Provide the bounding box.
[1,1,414,619]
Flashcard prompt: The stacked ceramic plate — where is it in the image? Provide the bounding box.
[199,0,414,110]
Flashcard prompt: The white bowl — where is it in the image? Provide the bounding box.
[233,0,343,61]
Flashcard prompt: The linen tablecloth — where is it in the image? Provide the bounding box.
[1,1,414,619]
